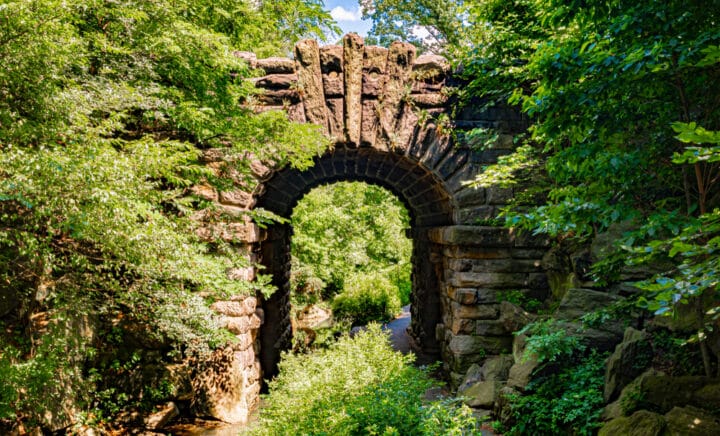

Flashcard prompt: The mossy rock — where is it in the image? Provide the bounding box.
[599,410,666,436]
[664,406,720,435]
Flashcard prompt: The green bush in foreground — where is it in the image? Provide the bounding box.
[331,272,403,325]
[254,325,478,436]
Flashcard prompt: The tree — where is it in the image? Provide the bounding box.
[0,0,336,426]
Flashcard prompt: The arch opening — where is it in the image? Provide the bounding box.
[257,147,454,381]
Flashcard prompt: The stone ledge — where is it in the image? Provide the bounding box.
[428,225,513,247]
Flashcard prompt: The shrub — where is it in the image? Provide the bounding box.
[332,271,402,325]
[506,350,608,436]
[253,325,477,436]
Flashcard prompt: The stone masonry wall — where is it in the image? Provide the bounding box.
[189,33,547,424]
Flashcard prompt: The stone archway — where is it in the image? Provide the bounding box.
[194,33,548,423]
[256,146,454,379]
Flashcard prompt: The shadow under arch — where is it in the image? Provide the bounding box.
[256,146,456,381]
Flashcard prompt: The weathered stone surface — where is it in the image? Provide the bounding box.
[499,301,534,333]
[191,184,218,201]
[641,376,719,414]
[459,380,504,408]
[376,41,416,147]
[664,406,720,435]
[481,355,515,381]
[326,97,344,139]
[411,93,448,107]
[451,301,499,320]
[448,287,478,305]
[598,410,666,436]
[233,51,257,67]
[219,189,254,208]
[506,357,539,390]
[211,298,257,317]
[459,363,483,390]
[693,383,720,411]
[145,402,179,430]
[319,45,343,72]
[256,57,295,74]
[448,334,512,356]
[362,45,388,96]
[412,54,450,78]
[294,39,327,129]
[475,320,507,336]
[429,226,513,247]
[555,288,621,320]
[447,271,530,288]
[343,33,363,144]
[604,327,650,402]
[322,72,344,97]
[256,74,297,89]
[219,315,262,335]
[257,89,300,105]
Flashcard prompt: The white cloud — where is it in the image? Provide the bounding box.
[331,6,361,22]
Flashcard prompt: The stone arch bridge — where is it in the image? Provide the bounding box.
[193,34,549,423]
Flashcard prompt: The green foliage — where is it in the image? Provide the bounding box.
[253,324,478,436]
[507,351,608,436]
[291,181,411,323]
[0,0,335,426]
[360,0,468,53]
[332,271,403,325]
[520,319,585,364]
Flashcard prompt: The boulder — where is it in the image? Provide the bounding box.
[664,406,720,435]
[481,355,514,382]
[692,382,720,411]
[144,402,179,430]
[598,410,666,436]
[458,381,504,408]
[506,357,539,391]
[499,301,534,333]
[458,364,482,392]
[555,288,621,321]
[640,376,719,414]
[604,327,651,402]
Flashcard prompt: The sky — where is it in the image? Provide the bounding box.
[324,0,373,38]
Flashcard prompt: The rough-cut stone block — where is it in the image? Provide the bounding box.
[191,184,218,201]
[475,320,509,336]
[326,97,344,140]
[219,315,262,334]
[451,301,499,320]
[447,287,478,305]
[412,54,450,78]
[211,298,257,317]
[256,57,295,74]
[449,318,475,335]
[322,72,344,97]
[343,33,364,144]
[257,89,300,105]
[255,74,297,89]
[454,187,486,208]
[448,334,513,356]
[447,271,529,288]
[319,45,343,73]
[377,41,416,145]
[411,93,448,108]
[227,267,255,281]
[429,226,514,247]
[219,190,254,208]
[444,246,513,260]
[295,39,327,129]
